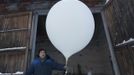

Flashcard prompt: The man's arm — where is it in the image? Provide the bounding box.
[51,60,65,71]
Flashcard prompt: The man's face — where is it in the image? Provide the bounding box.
[39,50,46,59]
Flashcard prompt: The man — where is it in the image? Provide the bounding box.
[25,48,65,75]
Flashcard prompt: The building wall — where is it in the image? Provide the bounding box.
[102,0,134,75]
[0,0,113,74]
[0,12,32,72]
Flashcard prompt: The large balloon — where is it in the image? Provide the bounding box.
[46,0,95,61]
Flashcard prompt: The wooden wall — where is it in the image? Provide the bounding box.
[0,51,25,73]
[0,0,106,13]
[0,13,30,48]
[102,0,134,75]
[0,0,107,74]
[0,12,32,73]
[82,0,105,6]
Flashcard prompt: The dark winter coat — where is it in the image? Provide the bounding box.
[25,55,65,75]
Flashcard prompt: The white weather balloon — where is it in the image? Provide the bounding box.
[46,0,95,61]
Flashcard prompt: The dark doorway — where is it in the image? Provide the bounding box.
[35,15,65,74]
[35,15,47,56]
[36,15,48,43]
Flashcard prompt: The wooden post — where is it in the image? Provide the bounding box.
[101,12,120,75]
[77,64,82,75]
[24,12,32,74]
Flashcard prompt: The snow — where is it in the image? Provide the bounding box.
[13,71,23,74]
[0,71,24,75]
[0,47,26,51]
[88,71,92,75]
[105,0,110,4]
[116,38,134,46]
[127,38,134,42]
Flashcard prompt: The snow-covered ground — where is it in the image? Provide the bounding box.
[13,71,23,74]
[0,71,23,75]
[132,45,134,47]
